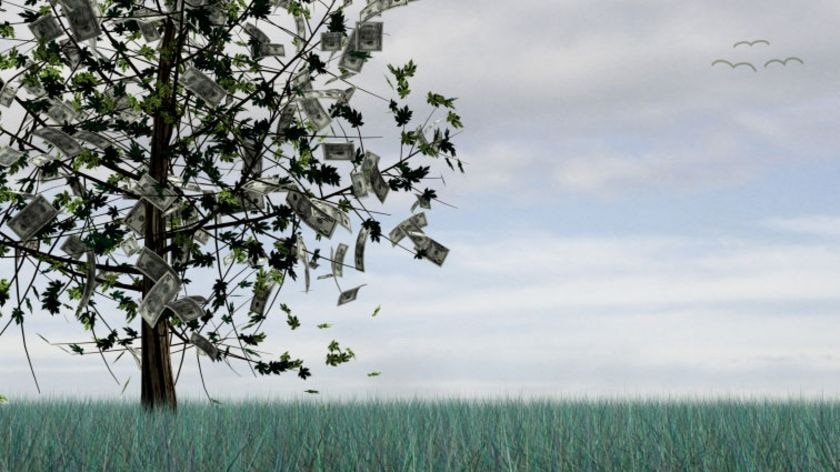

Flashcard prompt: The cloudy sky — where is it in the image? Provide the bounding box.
[5,0,840,403]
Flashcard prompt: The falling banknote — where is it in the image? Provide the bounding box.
[337,284,366,306]
[181,66,226,107]
[135,247,173,282]
[138,271,181,327]
[190,332,221,361]
[8,195,59,241]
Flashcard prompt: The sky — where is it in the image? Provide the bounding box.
[4,0,840,403]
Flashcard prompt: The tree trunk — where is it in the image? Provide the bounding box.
[141,18,181,411]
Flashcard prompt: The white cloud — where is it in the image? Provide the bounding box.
[763,215,840,238]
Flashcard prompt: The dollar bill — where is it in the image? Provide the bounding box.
[194,229,210,245]
[296,236,310,292]
[312,200,351,232]
[410,193,431,212]
[138,173,177,211]
[338,28,364,74]
[305,88,355,103]
[138,271,181,328]
[240,137,262,177]
[261,43,285,57]
[126,345,142,370]
[249,282,275,316]
[59,39,82,68]
[0,84,18,107]
[337,284,366,306]
[0,147,22,167]
[137,20,161,42]
[60,234,89,259]
[408,232,449,266]
[29,13,64,43]
[291,70,313,93]
[332,243,348,277]
[350,169,370,198]
[75,252,97,317]
[167,296,205,322]
[359,1,383,21]
[321,32,344,51]
[243,23,270,43]
[294,16,306,52]
[300,98,331,131]
[124,201,146,236]
[120,234,141,256]
[33,128,84,157]
[74,130,113,150]
[59,0,101,42]
[181,66,226,107]
[190,332,221,361]
[46,100,78,125]
[354,227,368,272]
[388,212,427,246]
[286,190,337,239]
[276,104,297,138]
[322,142,355,161]
[370,166,389,203]
[8,195,58,241]
[356,22,383,52]
[136,247,173,282]
[236,190,265,212]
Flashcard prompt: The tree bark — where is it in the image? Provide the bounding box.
[141,18,181,411]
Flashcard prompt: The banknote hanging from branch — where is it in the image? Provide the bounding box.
[0,0,464,409]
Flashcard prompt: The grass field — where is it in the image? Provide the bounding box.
[1,395,838,471]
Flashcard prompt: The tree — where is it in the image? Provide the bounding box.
[0,0,463,410]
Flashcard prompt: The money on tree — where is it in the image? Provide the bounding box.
[0,0,463,410]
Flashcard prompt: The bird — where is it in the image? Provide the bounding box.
[304,389,320,394]
[711,59,758,72]
[764,57,804,68]
[733,39,770,48]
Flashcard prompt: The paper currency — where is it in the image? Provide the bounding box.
[124,201,146,236]
[190,332,221,361]
[0,84,18,107]
[74,130,113,150]
[338,28,365,74]
[332,243,348,278]
[286,190,337,239]
[120,234,141,256]
[243,23,270,43]
[138,173,176,211]
[46,100,78,125]
[291,70,313,92]
[60,235,89,259]
[136,247,173,282]
[337,284,366,306]
[261,43,285,57]
[243,176,295,194]
[240,137,263,177]
[362,151,389,203]
[237,190,265,212]
[33,128,84,157]
[29,14,63,43]
[138,20,160,42]
[388,212,428,246]
[126,346,141,370]
[410,193,432,212]
[75,252,96,317]
[138,271,181,328]
[296,237,310,292]
[350,170,370,198]
[0,147,22,167]
[312,200,351,232]
[167,296,205,322]
[359,1,383,21]
[294,16,306,52]
[59,39,82,67]
[59,0,101,42]
[276,104,296,138]
[8,195,58,241]
[323,142,355,161]
[354,227,368,272]
[408,232,449,266]
[356,22,383,52]
[321,32,344,51]
[181,66,226,107]
[300,98,331,131]
[249,282,275,316]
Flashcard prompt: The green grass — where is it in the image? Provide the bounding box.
[1,394,839,471]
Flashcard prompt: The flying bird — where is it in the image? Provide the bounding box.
[711,59,758,72]
[733,39,771,48]
[764,57,804,68]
